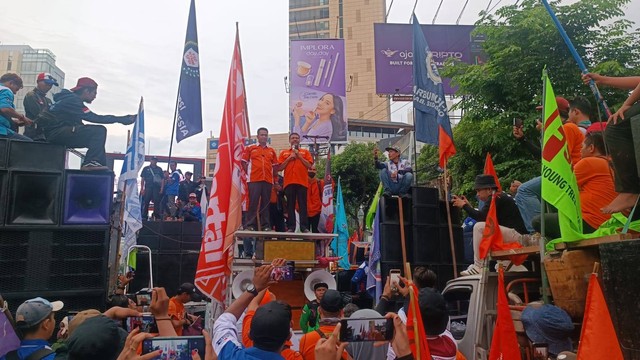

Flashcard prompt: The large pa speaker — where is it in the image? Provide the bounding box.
[411,186,439,206]
[439,226,465,264]
[7,171,61,225]
[412,205,440,225]
[0,228,109,294]
[0,138,7,169]
[439,201,461,226]
[7,140,65,172]
[63,171,114,225]
[0,170,6,225]
[379,195,411,225]
[380,223,413,263]
[129,252,199,296]
[412,225,441,264]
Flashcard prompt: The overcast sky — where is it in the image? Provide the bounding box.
[1,0,637,158]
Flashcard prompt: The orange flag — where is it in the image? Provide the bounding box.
[489,267,522,360]
[479,194,527,265]
[577,274,623,360]
[406,284,431,359]
[484,153,502,192]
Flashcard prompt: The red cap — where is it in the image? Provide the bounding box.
[70,77,98,92]
[536,96,569,113]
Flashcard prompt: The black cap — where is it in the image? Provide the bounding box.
[320,289,344,313]
[313,282,329,291]
[473,174,498,190]
[177,282,196,295]
[250,301,292,350]
[150,156,158,161]
[418,287,449,336]
[67,316,128,360]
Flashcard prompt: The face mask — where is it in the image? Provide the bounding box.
[308,172,316,178]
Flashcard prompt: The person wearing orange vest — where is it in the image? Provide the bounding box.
[306,166,323,233]
[278,133,314,232]
[243,127,278,231]
[298,290,349,360]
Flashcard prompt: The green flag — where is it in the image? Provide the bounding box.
[365,183,383,230]
[542,70,584,250]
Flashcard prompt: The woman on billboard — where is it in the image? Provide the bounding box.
[291,93,346,143]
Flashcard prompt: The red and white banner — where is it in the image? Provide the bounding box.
[195,29,249,304]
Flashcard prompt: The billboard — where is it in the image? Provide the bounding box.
[289,39,347,144]
[374,23,482,95]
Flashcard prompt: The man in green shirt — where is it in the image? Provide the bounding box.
[299,282,328,333]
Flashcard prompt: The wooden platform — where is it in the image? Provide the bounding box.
[235,230,337,240]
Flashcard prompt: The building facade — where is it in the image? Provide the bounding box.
[0,45,65,114]
[289,0,390,121]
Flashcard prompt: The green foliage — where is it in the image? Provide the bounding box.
[432,0,639,199]
[331,142,381,226]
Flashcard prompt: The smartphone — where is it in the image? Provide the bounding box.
[126,315,158,333]
[142,336,206,359]
[271,265,294,281]
[339,317,394,342]
[389,269,401,291]
[513,118,523,127]
[532,343,549,360]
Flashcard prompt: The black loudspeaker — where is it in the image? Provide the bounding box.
[412,225,441,264]
[182,235,202,252]
[439,226,465,263]
[412,187,439,206]
[0,229,109,294]
[380,223,413,262]
[63,171,114,225]
[7,140,65,171]
[439,201,461,226]
[379,195,411,225]
[7,171,61,225]
[0,138,7,168]
[0,170,6,225]
[130,253,199,296]
[182,221,202,236]
[412,205,440,225]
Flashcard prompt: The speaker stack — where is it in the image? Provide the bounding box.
[0,139,114,316]
[378,187,466,291]
[130,221,202,296]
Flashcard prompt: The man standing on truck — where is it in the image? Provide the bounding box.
[452,174,528,276]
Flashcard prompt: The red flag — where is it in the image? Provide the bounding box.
[489,267,522,360]
[195,29,249,304]
[479,194,527,265]
[438,125,456,168]
[483,153,502,192]
[577,274,623,360]
[406,284,431,359]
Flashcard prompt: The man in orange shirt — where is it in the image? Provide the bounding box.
[298,289,347,360]
[243,127,278,231]
[307,166,322,233]
[278,133,314,232]
[168,283,196,336]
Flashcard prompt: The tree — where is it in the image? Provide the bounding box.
[331,142,381,228]
[432,0,640,199]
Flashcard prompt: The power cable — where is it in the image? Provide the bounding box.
[456,0,470,25]
[432,0,444,24]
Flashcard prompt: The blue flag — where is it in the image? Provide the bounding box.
[332,179,350,270]
[119,98,145,270]
[366,203,382,300]
[412,14,456,165]
[176,0,202,143]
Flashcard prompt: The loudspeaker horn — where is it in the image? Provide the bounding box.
[304,270,337,301]
[232,270,254,299]
[63,171,113,225]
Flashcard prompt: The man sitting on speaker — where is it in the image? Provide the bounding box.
[374,146,413,197]
[44,77,136,171]
[213,259,296,359]
[181,193,202,222]
[299,282,328,333]
[0,73,33,141]
[452,174,528,276]
[298,289,348,360]
[1,297,64,360]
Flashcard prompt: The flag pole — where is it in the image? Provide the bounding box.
[116,130,131,271]
[166,90,181,170]
[540,71,550,304]
[443,163,458,278]
[236,22,251,136]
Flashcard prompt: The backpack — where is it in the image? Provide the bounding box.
[5,348,54,360]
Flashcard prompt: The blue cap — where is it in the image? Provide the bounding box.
[521,304,574,355]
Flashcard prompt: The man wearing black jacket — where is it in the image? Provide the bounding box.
[452,175,527,276]
[43,77,135,171]
[23,72,58,141]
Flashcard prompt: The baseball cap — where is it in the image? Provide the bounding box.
[15,297,64,328]
[36,72,59,86]
[536,96,569,113]
[177,282,196,295]
[150,156,158,161]
[67,315,128,360]
[385,146,401,153]
[250,301,292,350]
[418,287,449,336]
[320,289,344,313]
[70,77,98,92]
[68,309,102,335]
[189,193,197,198]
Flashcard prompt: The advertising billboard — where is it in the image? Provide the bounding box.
[289,39,347,144]
[374,23,481,95]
